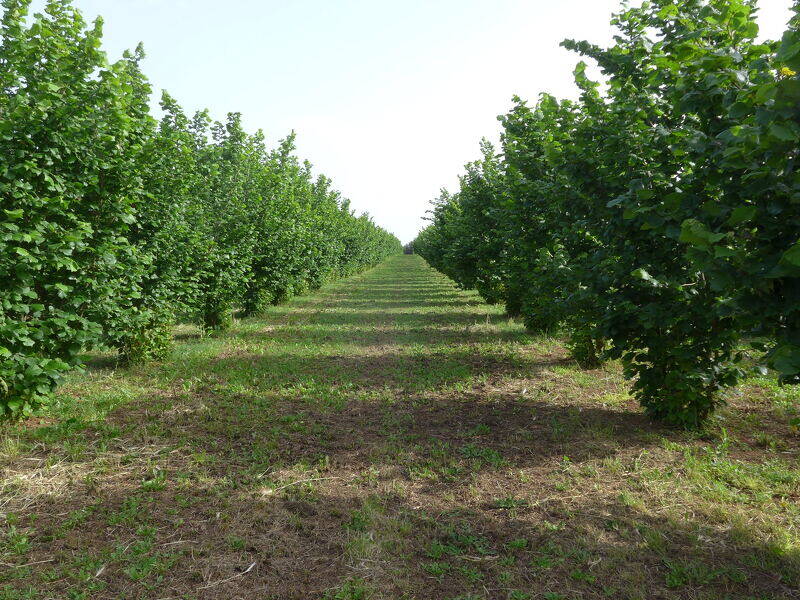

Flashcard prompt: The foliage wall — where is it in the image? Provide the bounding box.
[0,0,401,418]
[415,0,800,426]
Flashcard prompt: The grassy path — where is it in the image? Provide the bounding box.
[1,254,798,599]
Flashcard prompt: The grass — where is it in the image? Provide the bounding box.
[0,254,798,599]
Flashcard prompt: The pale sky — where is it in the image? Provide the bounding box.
[24,0,796,242]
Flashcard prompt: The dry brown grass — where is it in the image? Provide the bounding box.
[0,256,798,599]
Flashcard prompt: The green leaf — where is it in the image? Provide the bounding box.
[768,343,800,377]
[777,31,800,70]
[679,219,725,249]
[728,102,749,119]
[632,268,660,287]
[636,189,655,201]
[726,206,756,226]
[779,241,800,267]
[713,246,739,258]
[662,192,682,212]
[769,122,797,142]
[607,195,625,208]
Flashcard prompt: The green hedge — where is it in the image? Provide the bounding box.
[0,0,401,418]
[415,0,800,427]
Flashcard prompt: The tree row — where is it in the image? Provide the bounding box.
[415,0,800,426]
[0,0,401,417]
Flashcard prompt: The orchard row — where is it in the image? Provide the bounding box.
[0,0,401,417]
[415,0,800,426]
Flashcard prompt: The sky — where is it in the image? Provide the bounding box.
[23,0,797,242]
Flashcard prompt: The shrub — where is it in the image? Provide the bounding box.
[415,0,800,426]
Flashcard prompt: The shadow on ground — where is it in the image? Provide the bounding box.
[2,256,798,599]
